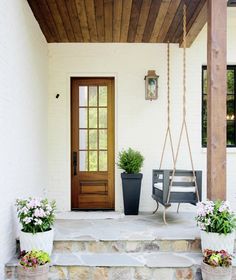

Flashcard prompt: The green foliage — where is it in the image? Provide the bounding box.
[117,148,144,174]
[196,200,236,234]
[20,250,50,268]
[16,198,56,234]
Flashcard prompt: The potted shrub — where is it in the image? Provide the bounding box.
[196,200,236,254]
[18,250,50,280]
[16,198,56,255]
[117,148,144,215]
[201,249,232,280]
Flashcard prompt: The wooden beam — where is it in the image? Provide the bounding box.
[135,0,152,42]
[207,0,227,200]
[95,0,105,42]
[149,0,171,43]
[85,0,98,42]
[157,0,181,43]
[128,0,143,42]
[113,0,123,42]
[179,1,207,47]
[66,0,83,42]
[75,0,90,42]
[104,0,113,42]
[120,0,132,42]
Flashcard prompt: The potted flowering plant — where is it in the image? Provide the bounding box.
[18,250,50,280]
[16,198,56,255]
[196,200,236,254]
[201,249,232,280]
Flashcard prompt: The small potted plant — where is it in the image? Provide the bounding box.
[117,148,144,215]
[16,198,56,255]
[18,250,50,280]
[196,200,236,254]
[201,249,232,280]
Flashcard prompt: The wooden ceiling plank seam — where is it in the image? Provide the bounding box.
[85,0,98,42]
[157,0,181,43]
[46,0,69,42]
[127,0,143,42]
[94,0,105,42]
[113,0,123,42]
[56,0,76,42]
[164,0,191,43]
[150,0,171,43]
[120,0,133,42]
[135,0,152,42]
[38,0,60,42]
[172,0,199,43]
[27,0,54,42]
[142,0,162,42]
[177,0,206,43]
[66,0,83,42]
[104,0,113,42]
[180,1,207,47]
[75,0,91,42]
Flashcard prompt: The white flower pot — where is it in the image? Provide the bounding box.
[201,261,232,280]
[200,230,235,254]
[19,229,54,255]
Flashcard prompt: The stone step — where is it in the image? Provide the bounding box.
[5,252,204,280]
[5,251,236,280]
[53,238,202,254]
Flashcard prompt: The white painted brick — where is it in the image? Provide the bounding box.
[0,0,48,277]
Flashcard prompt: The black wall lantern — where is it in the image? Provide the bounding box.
[144,70,159,101]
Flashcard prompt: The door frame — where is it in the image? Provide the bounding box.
[70,76,115,210]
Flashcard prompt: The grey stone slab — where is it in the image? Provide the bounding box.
[79,253,144,267]
[53,253,83,266]
[145,253,194,268]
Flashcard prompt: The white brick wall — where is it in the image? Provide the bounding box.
[47,8,236,213]
[0,0,48,277]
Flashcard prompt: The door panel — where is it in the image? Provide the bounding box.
[71,78,114,210]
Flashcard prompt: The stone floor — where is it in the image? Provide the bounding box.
[54,211,200,241]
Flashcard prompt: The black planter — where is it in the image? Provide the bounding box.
[121,173,143,215]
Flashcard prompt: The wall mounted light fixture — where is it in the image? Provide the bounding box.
[144,70,159,101]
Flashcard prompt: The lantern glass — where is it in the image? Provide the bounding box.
[145,71,159,100]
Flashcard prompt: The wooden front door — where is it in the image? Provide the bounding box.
[71,78,115,210]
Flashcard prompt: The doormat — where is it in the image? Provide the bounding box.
[56,211,125,220]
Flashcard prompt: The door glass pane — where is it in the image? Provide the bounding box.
[89,130,97,150]
[89,108,97,128]
[99,151,107,171]
[99,130,107,150]
[79,108,87,128]
[89,151,97,171]
[99,86,107,106]
[202,95,207,122]
[79,130,87,150]
[79,151,88,171]
[79,86,88,106]
[227,70,234,94]
[99,108,107,128]
[89,86,97,106]
[227,121,236,146]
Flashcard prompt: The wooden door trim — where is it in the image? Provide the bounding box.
[71,77,115,210]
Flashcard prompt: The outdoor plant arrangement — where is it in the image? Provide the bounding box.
[201,249,233,280]
[16,197,56,255]
[117,148,144,215]
[196,200,236,254]
[18,250,50,280]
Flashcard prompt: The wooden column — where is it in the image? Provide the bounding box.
[207,0,227,200]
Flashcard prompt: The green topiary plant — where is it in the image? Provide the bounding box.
[117,148,144,174]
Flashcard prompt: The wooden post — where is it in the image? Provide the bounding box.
[207,0,227,200]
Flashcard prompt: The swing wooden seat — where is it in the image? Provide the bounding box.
[152,169,202,207]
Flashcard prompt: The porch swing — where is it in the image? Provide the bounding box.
[152,5,202,224]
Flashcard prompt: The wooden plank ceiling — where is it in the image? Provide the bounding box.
[27,0,207,47]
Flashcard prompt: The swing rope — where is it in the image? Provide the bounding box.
[166,4,200,204]
[159,41,175,169]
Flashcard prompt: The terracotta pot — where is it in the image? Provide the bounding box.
[19,229,54,255]
[200,230,235,254]
[17,263,49,280]
[201,261,232,280]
